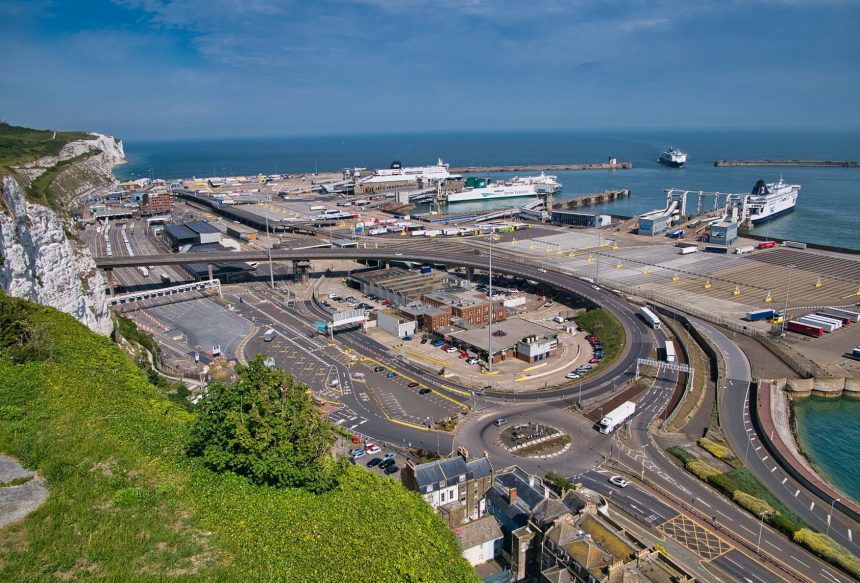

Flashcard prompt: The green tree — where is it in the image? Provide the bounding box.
[188,355,343,492]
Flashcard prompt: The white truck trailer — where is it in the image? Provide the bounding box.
[639,306,661,329]
[598,401,636,434]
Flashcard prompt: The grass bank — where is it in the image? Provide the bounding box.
[575,307,625,371]
[0,294,476,582]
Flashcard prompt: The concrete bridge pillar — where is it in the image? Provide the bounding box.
[465,267,475,280]
[105,269,115,297]
[207,263,214,281]
[293,259,311,284]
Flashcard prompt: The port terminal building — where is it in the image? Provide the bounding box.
[444,318,559,364]
[551,211,612,228]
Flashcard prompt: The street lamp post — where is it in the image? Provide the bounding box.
[780,264,796,335]
[756,510,767,554]
[488,233,494,372]
[827,498,841,536]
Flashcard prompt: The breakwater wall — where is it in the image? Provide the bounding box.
[742,233,860,256]
[451,161,632,173]
[550,188,631,211]
[714,160,859,168]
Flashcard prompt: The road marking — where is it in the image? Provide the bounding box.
[761,455,768,462]
[849,529,853,543]
[738,524,756,536]
[717,510,733,520]
[755,446,762,451]
[795,489,801,497]
[770,466,777,473]
[810,501,815,512]
[765,540,782,551]
[790,556,810,568]
[781,478,787,484]
[698,499,712,508]
[820,569,842,583]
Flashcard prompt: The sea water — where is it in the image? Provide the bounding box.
[117,129,860,249]
[793,397,860,505]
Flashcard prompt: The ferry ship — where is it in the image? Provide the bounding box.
[658,147,687,168]
[744,177,800,224]
[446,173,561,203]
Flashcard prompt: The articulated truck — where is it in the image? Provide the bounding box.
[597,401,636,434]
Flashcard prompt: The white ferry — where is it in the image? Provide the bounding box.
[745,177,800,224]
[659,147,687,168]
[446,173,561,203]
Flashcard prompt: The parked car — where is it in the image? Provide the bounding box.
[383,464,400,475]
[379,458,396,469]
[381,453,396,461]
[403,336,413,341]
[458,352,469,359]
[349,446,365,457]
[466,357,479,365]
[408,381,419,388]
[351,449,367,460]
[439,343,449,350]
[373,366,385,373]
[445,346,458,354]
[420,338,429,344]
[432,340,445,347]
[418,388,432,395]
[566,372,581,379]
[366,457,383,468]
[589,358,601,364]
[608,476,629,488]
[381,299,391,306]
[386,371,397,379]
[364,443,381,455]
[494,417,507,427]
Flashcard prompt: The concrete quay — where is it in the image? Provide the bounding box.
[714,159,859,167]
[450,161,632,173]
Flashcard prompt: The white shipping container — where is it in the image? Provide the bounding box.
[678,246,697,254]
[735,245,755,255]
[802,314,842,329]
[309,205,325,211]
[443,228,459,236]
[818,308,860,323]
[424,229,442,237]
[411,230,426,237]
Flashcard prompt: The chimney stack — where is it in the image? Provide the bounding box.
[509,487,518,504]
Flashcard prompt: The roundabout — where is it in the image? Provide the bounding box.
[497,422,571,458]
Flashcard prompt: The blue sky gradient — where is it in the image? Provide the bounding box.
[1,0,858,139]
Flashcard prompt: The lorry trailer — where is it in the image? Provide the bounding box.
[735,245,756,255]
[758,240,778,249]
[785,320,825,337]
[598,401,636,434]
[747,309,776,322]
[796,317,838,333]
[639,306,661,329]
[817,307,860,323]
[800,314,842,330]
[677,246,697,255]
[703,245,728,254]
[664,340,676,363]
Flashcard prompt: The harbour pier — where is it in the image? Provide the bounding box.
[714,159,859,168]
[451,160,632,173]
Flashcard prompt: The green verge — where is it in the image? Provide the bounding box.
[0,294,477,582]
[668,447,860,580]
[575,307,625,374]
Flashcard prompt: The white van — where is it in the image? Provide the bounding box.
[352,372,365,380]
[263,329,276,342]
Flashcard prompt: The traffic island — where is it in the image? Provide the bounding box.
[496,423,572,458]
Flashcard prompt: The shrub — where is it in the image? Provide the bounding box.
[668,445,695,464]
[686,459,721,481]
[654,544,668,556]
[545,471,574,494]
[188,355,344,493]
[698,437,736,462]
[732,491,774,517]
[793,529,860,580]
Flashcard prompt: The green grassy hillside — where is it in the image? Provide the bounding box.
[0,122,91,176]
[0,294,477,582]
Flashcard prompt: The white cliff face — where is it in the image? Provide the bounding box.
[0,133,124,336]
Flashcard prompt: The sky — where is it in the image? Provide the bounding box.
[1,0,859,139]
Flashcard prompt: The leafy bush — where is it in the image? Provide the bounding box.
[545,471,575,494]
[668,445,695,464]
[732,491,774,517]
[188,355,344,493]
[686,459,721,481]
[793,529,860,580]
[0,293,53,363]
[698,437,736,462]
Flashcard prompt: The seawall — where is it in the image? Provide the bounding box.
[715,160,859,168]
[450,162,632,172]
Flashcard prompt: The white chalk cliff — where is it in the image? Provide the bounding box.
[1,133,125,336]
